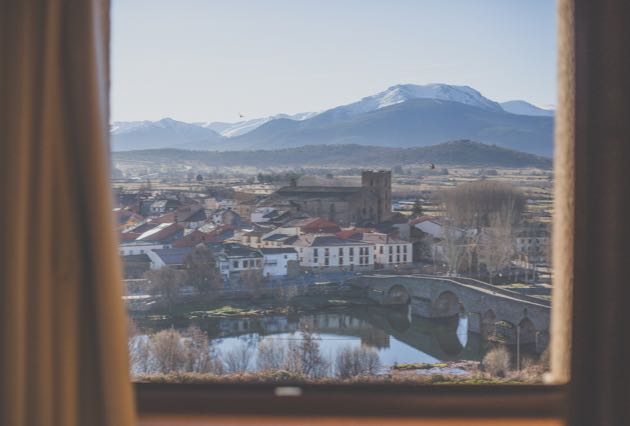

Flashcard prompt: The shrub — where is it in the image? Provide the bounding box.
[482,346,511,377]
[335,346,381,379]
[223,341,254,373]
[257,338,286,371]
[150,328,187,374]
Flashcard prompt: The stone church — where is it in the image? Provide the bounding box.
[262,170,392,226]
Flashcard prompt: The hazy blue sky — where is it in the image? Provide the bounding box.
[111,0,556,123]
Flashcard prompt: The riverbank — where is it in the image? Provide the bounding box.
[133,366,544,385]
[130,293,378,321]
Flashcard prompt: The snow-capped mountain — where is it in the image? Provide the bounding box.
[111,117,222,151]
[500,100,555,117]
[109,83,554,156]
[201,112,317,137]
[328,83,505,117]
[111,117,207,135]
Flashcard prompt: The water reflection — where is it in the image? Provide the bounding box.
[138,306,485,368]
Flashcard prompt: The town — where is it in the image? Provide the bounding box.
[117,164,552,383]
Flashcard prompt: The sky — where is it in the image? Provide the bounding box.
[111,0,557,123]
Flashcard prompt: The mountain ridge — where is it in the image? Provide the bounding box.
[112,140,552,169]
[110,83,555,155]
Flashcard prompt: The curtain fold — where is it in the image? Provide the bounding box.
[569,0,630,425]
[0,1,136,425]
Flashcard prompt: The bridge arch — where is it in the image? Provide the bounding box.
[385,284,411,305]
[494,320,517,344]
[481,309,497,340]
[431,291,461,318]
[518,317,537,345]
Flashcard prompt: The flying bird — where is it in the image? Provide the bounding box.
[429,163,435,169]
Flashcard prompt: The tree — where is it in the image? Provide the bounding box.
[223,341,253,373]
[442,223,465,276]
[144,267,185,314]
[183,246,222,299]
[150,328,187,374]
[411,199,424,216]
[334,346,381,379]
[183,325,223,374]
[257,338,287,371]
[482,202,517,284]
[286,326,329,379]
[441,180,525,229]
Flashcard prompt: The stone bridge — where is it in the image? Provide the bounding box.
[347,274,551,348]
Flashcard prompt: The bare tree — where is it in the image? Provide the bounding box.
[150,328,187,374]
[183,325,222,374]
[223,341,253,373]
[144,267,185,314]
[286,326,329,379]
[335,345,381,379]
[183,246,222,299]
[442,223,465,276]
[442,180,525,229]
[483,202,517,284]
[257,338,286,371]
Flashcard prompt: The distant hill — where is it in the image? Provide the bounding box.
[112,140,552,169]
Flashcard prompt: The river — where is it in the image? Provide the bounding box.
[136,305,493,372]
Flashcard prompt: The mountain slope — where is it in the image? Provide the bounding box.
[500,100,555,117]
[201,112,317,137]
[111,118,223,151]
[333,83,504,116]
[227,99,554,156]
[113,140,552,169]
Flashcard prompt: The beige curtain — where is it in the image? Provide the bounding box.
[0,1,136,425]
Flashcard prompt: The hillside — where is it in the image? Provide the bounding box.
[112,140,552,169]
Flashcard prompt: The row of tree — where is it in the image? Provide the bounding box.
[437,180,548,283]
[129,324,381,380]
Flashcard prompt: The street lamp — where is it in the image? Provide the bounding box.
[516,323,521,371]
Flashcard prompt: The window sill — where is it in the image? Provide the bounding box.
[136,382,566,422]
[139,415,563,426]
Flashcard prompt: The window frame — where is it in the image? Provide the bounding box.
[131,0,580,422]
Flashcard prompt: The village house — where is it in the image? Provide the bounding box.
[151,205,207,229]
[340,231,413,268]
[214,243,264,279]
[119,241,171,256]
[260,247,299,277]
[210,208,243,227]
[146,247,194,269]
[134,222,184,244]
[290,234,374,271]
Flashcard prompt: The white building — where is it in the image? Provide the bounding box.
[119,241,171,256]
[261,248,298,277]
[291,234,374,271]
[215,243,264,279]
[347,232,413,267]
